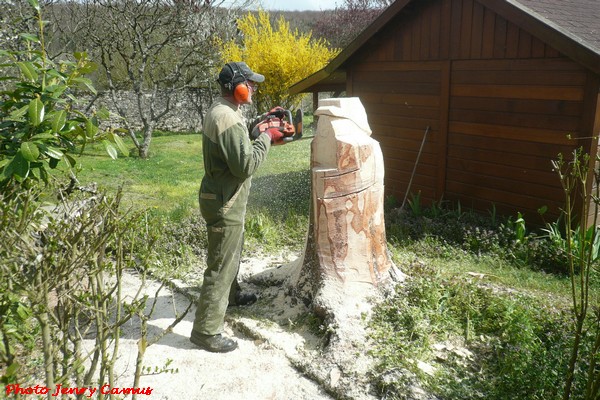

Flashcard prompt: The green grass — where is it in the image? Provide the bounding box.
[72,129,313,222]
[75,134,204,219]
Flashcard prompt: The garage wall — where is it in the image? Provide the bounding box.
[346,0,595,222]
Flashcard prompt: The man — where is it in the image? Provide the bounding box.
[190,62,285,353]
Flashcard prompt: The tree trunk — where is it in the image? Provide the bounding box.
[289,97,403,321]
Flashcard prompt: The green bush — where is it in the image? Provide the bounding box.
[0,0,125,194]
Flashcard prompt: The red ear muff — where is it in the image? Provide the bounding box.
[233,82,249,103]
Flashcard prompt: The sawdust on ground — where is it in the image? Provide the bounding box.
[109,250,387,400]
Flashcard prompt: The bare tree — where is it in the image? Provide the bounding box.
[0,1,38,55]
[53,0,250,158]
[313,0,392,49]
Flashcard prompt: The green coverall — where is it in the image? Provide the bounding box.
[192,97,271,336]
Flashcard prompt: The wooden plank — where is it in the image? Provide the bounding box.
[385,176,437,203]
[470,0,484,58]
[353,69,441,83]
[446,169,563,201]
[372,123,440,143]
[385,156,439,175]
[445,178,564,208]
[451,69,587,86]
[505,22,520,58]
[402,23,413,61]
[449,121,573,145]
[452,57,583,71]
[481,7,495,58]
[449,0,462,59]
[450,96,582,117]
[451,84,585,101]
[517,30,532,58]
[429,0,441,59]
[531,36,546,58]
[438,61,451,204]
[359,92,441,107]
[411,13,421,61]
[448,132,573,159]
[354,60,444,71]
[420,1,432,59]
[460,0,474,58]
[492,15,507,58]
[446,157,557,186]
[447,138,561,169]
[354,80,441,95]
[444,180,563,218]
[449,108,580,131]
[370,113,439,131]
[367,104,439,119]
[440,0,452,59]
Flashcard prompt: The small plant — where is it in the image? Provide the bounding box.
[552,148,600,400]
[407,191,423,217]
[0,0,126,194]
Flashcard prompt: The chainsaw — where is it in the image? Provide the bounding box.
[249,106,303,142]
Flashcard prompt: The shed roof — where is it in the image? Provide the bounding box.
[290,0,600,95]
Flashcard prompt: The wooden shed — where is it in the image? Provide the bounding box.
[290,0,600,224]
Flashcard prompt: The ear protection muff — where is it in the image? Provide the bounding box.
[224,62,250,103]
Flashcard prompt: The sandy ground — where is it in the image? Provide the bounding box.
[100,251,378,400]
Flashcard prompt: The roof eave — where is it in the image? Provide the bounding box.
[289,0,413,95]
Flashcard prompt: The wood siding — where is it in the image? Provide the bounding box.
[346,0,598,222]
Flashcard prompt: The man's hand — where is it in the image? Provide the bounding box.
[264,127,285,145]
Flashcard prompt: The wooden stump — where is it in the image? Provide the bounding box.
[288,97,403,319]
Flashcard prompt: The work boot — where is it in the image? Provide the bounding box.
[229,292,257,307]
[190,332,238,353]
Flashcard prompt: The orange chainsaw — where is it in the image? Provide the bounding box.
[249,106,303,142]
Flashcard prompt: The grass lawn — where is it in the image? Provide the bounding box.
[73,129,313,221]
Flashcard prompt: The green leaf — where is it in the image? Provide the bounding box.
[49,157,59,169]
[31,132,56,141]
[46,69,66,82]
[19,33,40,43]
[103,140,118,160]
[79,61,98,74]
[52,110,67,133]
[64,154,77,167]
[21,142,40,161]
[97,107,110,120]
[5,362,21,377]
[16,61,38,82]
[28,98,45,126]
[85,117,98,138]
[5,151,30,180]
[73,77,97,95]
[9,105,29,121]
[27,0,40,11]
[44,146,64,160]
[73,51,87,61]
[39,165,49,184]
[111,133,129,157]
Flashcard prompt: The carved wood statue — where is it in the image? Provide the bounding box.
[288,97,401,319]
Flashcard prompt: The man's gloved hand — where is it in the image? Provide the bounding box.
[264,127,285,145]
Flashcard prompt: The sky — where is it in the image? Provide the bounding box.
[256,0,341,11]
